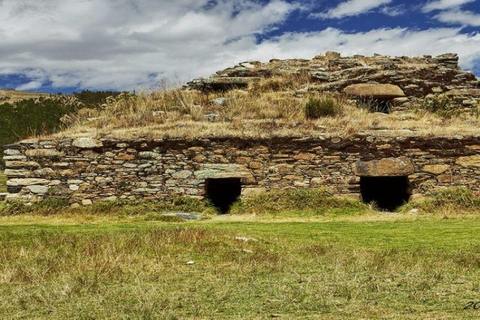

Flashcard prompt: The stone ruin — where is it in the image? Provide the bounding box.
[2,53,480,212]
[187,52,480,113]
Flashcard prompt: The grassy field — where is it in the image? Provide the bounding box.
[0,173,6,193]
[0,213,479,319]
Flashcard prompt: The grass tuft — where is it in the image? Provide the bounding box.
[304,97,342,119]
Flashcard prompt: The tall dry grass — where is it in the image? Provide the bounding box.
[60,79,480,140]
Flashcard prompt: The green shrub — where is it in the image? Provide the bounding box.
[230,188,368,216]
[304,98,341,119]
[400,188,480,214]
[420,94,456,118]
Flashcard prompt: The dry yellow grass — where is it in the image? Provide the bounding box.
[52,78,480,140]
[0,89,49,104]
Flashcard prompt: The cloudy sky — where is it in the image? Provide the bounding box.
[0,0,479,93]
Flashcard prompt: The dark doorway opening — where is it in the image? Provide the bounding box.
[205,178,241,214]
[360,176,411,211]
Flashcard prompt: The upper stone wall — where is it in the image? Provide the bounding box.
[187,52,480,111]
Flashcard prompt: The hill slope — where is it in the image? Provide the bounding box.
[0,89,49,104]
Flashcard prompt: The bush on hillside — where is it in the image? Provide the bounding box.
[420,94,457,118]
[305,98,341,119]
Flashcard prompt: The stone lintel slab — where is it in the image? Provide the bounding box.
[353,157,415,177]
[195,164,255,184]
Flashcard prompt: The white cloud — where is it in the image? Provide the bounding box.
[434,10,480,26]
[313,0,392,19]
[423,0,475,12]
[380,5,406,16]
[0,0,479,91]
[15,81,42,91]
[0,0,300,90]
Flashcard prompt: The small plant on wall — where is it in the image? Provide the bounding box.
[304,97,342,119]
[420,94,456,118]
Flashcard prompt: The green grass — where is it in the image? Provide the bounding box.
[0,214,479,319]
[0,173,6,193]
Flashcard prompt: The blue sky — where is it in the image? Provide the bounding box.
[0,0,479,93]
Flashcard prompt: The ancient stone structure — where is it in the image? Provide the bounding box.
[187,52,480,112]
[2,53,480,211]
[3,134,480,211]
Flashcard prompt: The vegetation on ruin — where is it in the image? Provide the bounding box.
[61,82,480,141]
[400,188,480,214]
[0,196,217,217]
[2,186,479,219]
[0,212,479,319]
[230,188,367,216]
[304,97,342,119]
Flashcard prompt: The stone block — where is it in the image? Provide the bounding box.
[422,165,450,174]
[5,161,40,169]
[4,149,21,156]
[172,170,193,179]
[353,157,414,177]
[26,185,49,194]
[241,187,267,197]
[7,178,50,186]
[25,149,64,158]
[72,137,103,149]
[456,155,480,167]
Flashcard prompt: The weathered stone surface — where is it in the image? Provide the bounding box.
[3,155,27,161]
[456,155,480,167]
[422,165,450,174]
[344,84,406,98]
[3,136,480,205]
[353,157,415,177]
[82,199,93,206]
[4,169,29,178]
[186,52,479,110]
[7,178,50,186]
[195,164,253,180]
[139,151,160,159]
[26,185,49,194]
[446,89,480,97]
[25,149,64,158]
[172,170,193,179]
[5,161,40,169]
[72,137,103,149]
[241,187,267,197]
[4,149,21,156]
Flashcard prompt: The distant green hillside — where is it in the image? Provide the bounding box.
[0,90,124,168]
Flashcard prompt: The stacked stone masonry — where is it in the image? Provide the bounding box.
[187,52,480,111]
[3,135,480,205]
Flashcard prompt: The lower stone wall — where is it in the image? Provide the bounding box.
[3,135,480,205]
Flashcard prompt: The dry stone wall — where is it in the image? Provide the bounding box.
[187,52,480,111]
[3,135,480,205]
